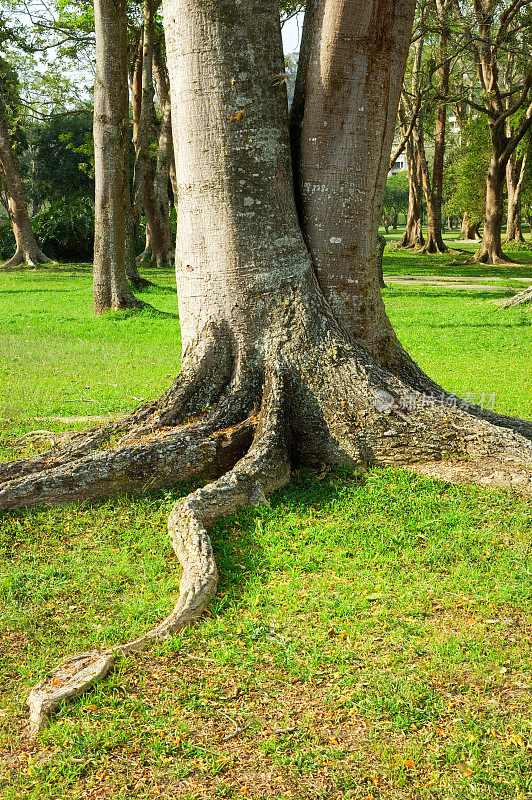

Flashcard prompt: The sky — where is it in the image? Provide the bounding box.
[282,13,304,54]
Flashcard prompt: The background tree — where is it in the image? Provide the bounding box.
[0,43,50,267]
[92,0,142,312]
[451,0,532,263]
[505,128,531,243]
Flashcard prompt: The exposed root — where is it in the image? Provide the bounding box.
[420,237,447,254]
[2,247,50,269]
[285,323,532,477]
[409,459,532,495]
[26,366,290,736]
[0,416,254,512]
[386,344,532,443]
[0,323,234,485]
[498,285,532,308]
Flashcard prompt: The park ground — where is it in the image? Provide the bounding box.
[0,231,531,799]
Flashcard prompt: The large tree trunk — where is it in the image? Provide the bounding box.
[398,135,425,249]
[93,0,142,314]
[474,150,509,264]
[0,110,49,268]
[5,0,532,736]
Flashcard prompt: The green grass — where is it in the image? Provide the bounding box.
[381,227,532,279]
[0,250,531,799]
[0,264,180,459]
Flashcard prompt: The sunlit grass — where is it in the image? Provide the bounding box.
[0,253,531,799]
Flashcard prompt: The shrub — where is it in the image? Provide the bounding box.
[32,198,94,261]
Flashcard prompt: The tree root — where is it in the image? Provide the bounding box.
[1,247,50,269]
[0,416,255,512]
[26,366,290,736]
[2,304,531,735]
[498,285,532,308]
[0,323,234,485]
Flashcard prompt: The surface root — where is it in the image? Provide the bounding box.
[26,365,290,735]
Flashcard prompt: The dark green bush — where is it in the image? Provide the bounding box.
[0,218,16,261]
[32,198,94,261]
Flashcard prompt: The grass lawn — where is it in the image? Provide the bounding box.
[0,248,531,799]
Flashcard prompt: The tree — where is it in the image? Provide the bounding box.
[505,131,531,243]
[421,0,451,254]
[452,0,532,263]
[0,50,50,267]
[396,30,426,250]
[92,0,143,313]
[2,0,531,735]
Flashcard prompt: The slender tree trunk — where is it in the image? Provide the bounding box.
[398,135,425,248]
[423,0,449,254]
[7,0,532,735]
[505,147,528,244]
[92,0,142,313]
[414,118,447,254]
[133,1,174,269]
[124,157,152,288]
[461,212,480,240]
[0,110,49,268]
[152,97,175,263]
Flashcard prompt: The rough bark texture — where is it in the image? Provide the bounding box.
[0,109,49,268]
[93,0,142,313]
[475,153,509,264]
[291,0,417,365]
[4,0,532,735]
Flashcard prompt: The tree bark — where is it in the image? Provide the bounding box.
[93,0,142,314]
[0,109,49,268]
[461,212,480,240]
[398,133,425,248]
[474,149,509,264]
[505,144,529,244]
[291,0,417,363]
[5,0,532,735]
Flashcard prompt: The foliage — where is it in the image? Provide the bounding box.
[25,112,94,208]
[445,119,490,225]
[382,171,409,230]
[0,218,16,259]
[30,198,95,261]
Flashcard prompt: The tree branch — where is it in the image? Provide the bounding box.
[499,101,532,165]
